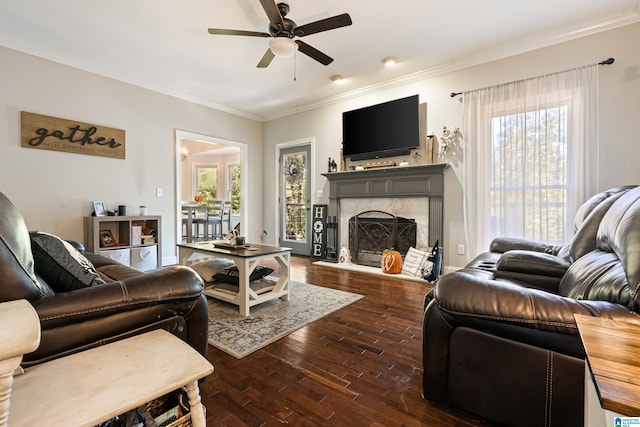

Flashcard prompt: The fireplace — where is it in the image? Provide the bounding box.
[349,211,417,267]
[322,164,448,263]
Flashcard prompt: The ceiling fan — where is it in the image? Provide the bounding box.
[207,0,352,68]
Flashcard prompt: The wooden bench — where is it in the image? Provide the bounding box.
[0,300,213,427]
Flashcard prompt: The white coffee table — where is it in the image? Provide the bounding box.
[178,241,291,316]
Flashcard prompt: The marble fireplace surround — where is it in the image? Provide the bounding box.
[322,163,448,260]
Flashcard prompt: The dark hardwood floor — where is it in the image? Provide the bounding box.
[200,256,496,426]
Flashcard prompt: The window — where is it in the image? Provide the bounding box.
[228,164,241,214]
[196,165,217,204]
[462,65,599,257]
[490,105,568,245]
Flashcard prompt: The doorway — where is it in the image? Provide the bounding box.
[175,130,247,245]
[279,144,312,255]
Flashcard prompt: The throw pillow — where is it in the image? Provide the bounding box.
[214,277,276,295]
[189,258,235,283]
[30,231,106,292]
[401,247,431,278]
[213,265,274,285]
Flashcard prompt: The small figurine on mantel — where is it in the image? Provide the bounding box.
[412,150,422,165]
[328,157,338,173]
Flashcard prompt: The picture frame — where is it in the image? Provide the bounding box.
[99,230,116,247]
[93,201,106,217]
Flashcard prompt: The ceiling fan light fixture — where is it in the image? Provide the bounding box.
[382,56,398,67]
[269,37,297,58]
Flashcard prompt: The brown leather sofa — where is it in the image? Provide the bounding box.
[422,185,640,427]
[0,191,208,367]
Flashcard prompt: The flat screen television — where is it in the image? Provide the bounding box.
[342,94,420,161]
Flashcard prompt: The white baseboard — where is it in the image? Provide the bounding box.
[313,261,430,284]
[163,256,177,266]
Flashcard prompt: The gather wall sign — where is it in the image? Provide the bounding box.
[21,111,126,159]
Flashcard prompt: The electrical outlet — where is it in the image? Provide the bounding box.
[457,244,465,255]
[156,187,163,197]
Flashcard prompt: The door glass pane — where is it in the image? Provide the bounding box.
[283,152,307,243]
[196,166,217,204]
[229,164,241,214]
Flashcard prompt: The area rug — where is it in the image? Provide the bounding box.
[207,281,363,358]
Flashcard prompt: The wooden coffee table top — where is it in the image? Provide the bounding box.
[575,314,640,416]
[178,241,291,258]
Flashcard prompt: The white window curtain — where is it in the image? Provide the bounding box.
[462,65,599,258]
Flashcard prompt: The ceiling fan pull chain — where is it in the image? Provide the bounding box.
[293,50,297,81]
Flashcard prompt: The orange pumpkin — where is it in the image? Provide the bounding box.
[381,248,403,274]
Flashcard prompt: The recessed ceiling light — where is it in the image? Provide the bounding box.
[381,56,398,67]
[330,74,344,83]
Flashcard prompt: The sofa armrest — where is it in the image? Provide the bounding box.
[497,250,570,277]
[25,266,207,365]
[31,266,203,326]
[493,250,570,291]
[435,269,635,336]
[490,237,561,255]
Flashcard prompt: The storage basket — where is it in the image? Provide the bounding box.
[138,387,205,427]
[94,388,205,427]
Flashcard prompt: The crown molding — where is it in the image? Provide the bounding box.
[263,11,640,122]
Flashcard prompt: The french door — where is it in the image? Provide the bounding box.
[279,145,311,255]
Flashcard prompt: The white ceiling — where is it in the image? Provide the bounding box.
[1,1,639,121]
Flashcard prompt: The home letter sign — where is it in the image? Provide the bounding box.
[311,204,327,259]
[21,111,126,159]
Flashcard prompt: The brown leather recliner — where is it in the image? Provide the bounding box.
[422,185,640,427]
[464,185,636,289]
[0,191,208,367]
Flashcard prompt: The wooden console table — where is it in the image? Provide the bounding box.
[575,314,640,426]
[1,300,213,427]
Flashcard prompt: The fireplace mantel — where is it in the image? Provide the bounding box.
[322,163,449,255]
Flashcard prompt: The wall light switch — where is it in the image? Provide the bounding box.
[156,187,163,197]
[457,244,465,255]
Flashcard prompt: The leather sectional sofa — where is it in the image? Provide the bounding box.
[0,191,208,367]
[422,185,640,427]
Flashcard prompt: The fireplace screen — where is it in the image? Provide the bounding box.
[349,210,417,267]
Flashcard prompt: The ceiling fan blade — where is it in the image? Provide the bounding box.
[295,40,333,66]
[296,13,352,37]
[208,28,271,37]
[259,0,285,29]
[257,49,276,68]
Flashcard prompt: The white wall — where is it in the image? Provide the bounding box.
[0,46,263,265]
[3,23,637,270]
[262,23,640,270]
